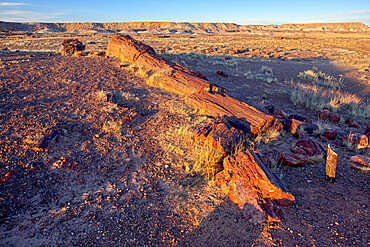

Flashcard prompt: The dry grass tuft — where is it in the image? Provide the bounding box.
[160,122,224,179]
[297,69,342,89]
[290,83,369,118]
[250,127,282,148]
[245,66,278,83]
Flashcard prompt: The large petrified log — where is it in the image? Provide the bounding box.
[107,34,282,136]
[214,150,295,223]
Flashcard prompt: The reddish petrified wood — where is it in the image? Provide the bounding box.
[107,34,209,95]
[186,91,282,136]
[347,133,369,149]
[326,145,338,182]
[214,150,295,223]
[292,138,326,157]
[350,155,370,171]
[107,34,282,137]
[279,153,307,167]
[325,128,337,140]
[192,118,244,156]
[60,39,85,54]
[320,109,330,120]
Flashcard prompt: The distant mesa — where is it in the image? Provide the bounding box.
[0,21,369,34]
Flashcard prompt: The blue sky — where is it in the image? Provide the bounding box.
[0,0,369,25]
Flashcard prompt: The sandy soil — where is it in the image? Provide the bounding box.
[0,32,369,246]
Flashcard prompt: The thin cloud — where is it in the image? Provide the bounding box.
[0,2,27,6]
[0,10,64,22]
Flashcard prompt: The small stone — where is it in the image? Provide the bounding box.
[216,71,228,77]
[346,119,359,128]
[300,122,319,135]
[279,153,307,167]
[325,128,337,140]
[59,39,85,54]
[274,110,287,119]
[347,133,369,149]
[265,105,275,114]
[320,109,330,120]
[328,113,340,123]
[283,118,302,134]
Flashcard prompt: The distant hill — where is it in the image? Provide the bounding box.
[244,22,370,32]
[0,21,369,33]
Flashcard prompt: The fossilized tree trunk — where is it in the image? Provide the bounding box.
[107,34,282,136]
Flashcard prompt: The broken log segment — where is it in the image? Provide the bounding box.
[107,34,210,96]
[186,91,282,136]
[192,118,244,156]
[214,150,295,223]
[107,34,282,136]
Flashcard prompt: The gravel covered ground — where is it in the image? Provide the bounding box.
[0,33,369,246]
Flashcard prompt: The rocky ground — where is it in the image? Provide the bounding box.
[0,31,369,246]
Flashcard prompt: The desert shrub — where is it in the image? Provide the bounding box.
[290,83,369,118]
[245,66,278,83]
[160,122,224,179]
[297,69,342,89]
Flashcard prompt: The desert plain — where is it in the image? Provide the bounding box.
[0,21,369,246]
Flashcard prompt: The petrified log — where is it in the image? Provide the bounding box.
[32,127,59,152]
[326,145,338,182]
[214,150,295,223]
[192,118,244,156]
[107,34,209,95]
[107,34,282,136]
[186,91,282,136]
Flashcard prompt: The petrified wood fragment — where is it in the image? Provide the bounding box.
[350,155,370,171]
[59,39,85,54]
[326,145,338,182]
[214,150,295,223]
[192,118,244,156]
[32,127,60,152]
